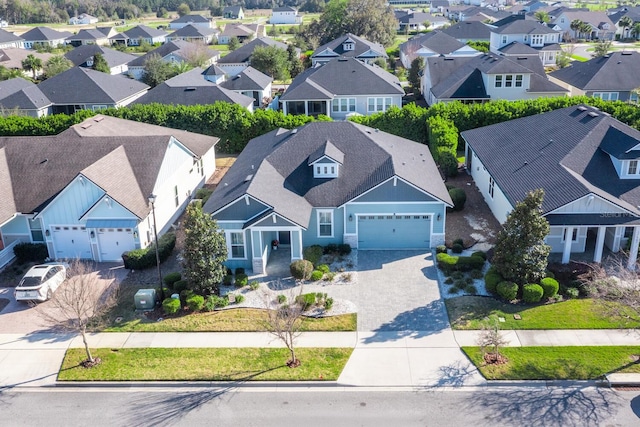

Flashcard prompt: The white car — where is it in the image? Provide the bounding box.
[14,263,67,302]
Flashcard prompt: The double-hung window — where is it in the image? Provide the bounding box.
[228,231,245,258]
[629,160,638,175]
[332,98,356,113]
[367,97,392,113]
[318,210,333,237]
[488,176,495,198]
[495,75,502,88]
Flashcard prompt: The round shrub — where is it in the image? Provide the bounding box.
[448,188,467,211]
[522,284,544,303]
[337,244,352,255]
[470,269,484,279]
[436,245,447,254]
[464,284,478,295]
[235,273,248,287]
[451,243,464,254]
[277,294,287,304]
[444,277,454,285]
[540,277,559,298]
[453,238,464,246]
[303,245,323,265]
[471,251,487,261]
[163,272,182,287]
[235,294,245,304]
[324,297,334,311]
[234,267,245,275]
[317,264,330,274]
[451,271,464,280]
[565,287,580,299]
[447,287,459,294]
[173,280,188,294]
[439,151,459,178]
[162,297,180,315]
[545,270,555,279]
[249,281,260,291]
[497,281,518,302]
[484,267,503,295]
[323,243,338,254]
[186,294,205,311]
[310,270,324,281]
[436,253,458,274]
[223,275,233,286]
[290,260,314,280]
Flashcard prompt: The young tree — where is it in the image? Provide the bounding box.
[632,22,640,40]
[408,56,424,95]
[177,3,191,17]
[181,42,212,67]
[43,55,72,78]
[262,286,306,367]
[534,10,550,23]
[37,261,118,366]
[22,54,43,79]
[91,53,110,73]
[492,189,551,285]
[287,44,304,78]
[250,45,291,80]
[181,202,228,295]
[477,318,509,365]
[0,65,24,81]
[141,54,176,87]
[593,40,612,57]
[228,36,240,51]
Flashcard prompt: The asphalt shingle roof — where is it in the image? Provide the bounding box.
[492,18,559,34]
[20,26,72,41]
[204,122,452,228]
[217,37,288,64]
[171,14,211,24]
[400,31,466,60]
[66,29,108,41]
[167,24,217,38]
[64,45,137,68]
[0,29,23,43]
[220,66,272,91]
[549,51,640,91]
[123,25,168,38]
[312,33,387,61]
[441,21,492,40]
[127,40,213,67]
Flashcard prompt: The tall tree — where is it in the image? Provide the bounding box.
[228,36,240,51]
[43,55,72,78]
[631,22,640,40]
[492,189,551,285]
[181,42,212,67]
[141,53,176,87]
[619,16,634,39]
[407,56,424,96]
[181,202,228,295]
[250,45,291,80]
[21,54,43,79]
[534,10,550,24]
[287,44,304,78]
[570,19,583,39]
[91,53,110,73]
[176,3,191,17]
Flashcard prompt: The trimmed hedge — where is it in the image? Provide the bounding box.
[523,283,544,303]
[497,281,518,302]
[437,253,485,274]
[290,259,313,280]
[13,242,48,264]
[186,294,205,311]
[448,188,467,211]
[163,272,182,287]
[162,298,180,315]
[122,232,176,270]
[540,277,560,298]
[471,251,487,260]
[484,267,503,295]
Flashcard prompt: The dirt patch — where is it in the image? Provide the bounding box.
[445,173,502,250]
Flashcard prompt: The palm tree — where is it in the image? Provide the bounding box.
[0,65,24,81]
[534,11,550,24]
[631,22,640,41]
[619,16,634,39]
[570,19,584,39]
[579,22,593,40]
[21,54,43,79]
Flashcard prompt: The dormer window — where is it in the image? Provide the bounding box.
[308,139,344,179]
[628,160,638,175]
[343,42,354,51]
[314,162,338,178]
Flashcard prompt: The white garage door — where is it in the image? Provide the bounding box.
[98,228,136,262]
[358,215,431,250]
[52,226,92,259]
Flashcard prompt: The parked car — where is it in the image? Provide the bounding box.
[14,263,67,302]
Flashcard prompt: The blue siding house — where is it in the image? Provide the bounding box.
[204,121,452,274]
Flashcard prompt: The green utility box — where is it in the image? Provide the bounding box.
[134,289,157,311]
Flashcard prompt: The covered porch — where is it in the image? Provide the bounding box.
[246,212,305,275]
[281,99,330,117]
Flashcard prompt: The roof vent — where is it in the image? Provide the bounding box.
[621,51,632,55]
[39,158,48,164]
[185,87,196,91]
[244,174,253,182]
[81,123,92,129]
[291,129,298,134]
[94,116,104,122]
[577,106,587,111]
[588,112,599,117]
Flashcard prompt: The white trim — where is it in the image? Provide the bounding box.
[340,175,452,207]
[317,209,334,238]
[355,212,434,243]
[545,193,637,216]
[225,229,248,260]
[79,191,139,221]
[210,194,271,217]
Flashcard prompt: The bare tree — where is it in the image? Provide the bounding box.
[477,318,509,365]
[181,42,213,67]
[37,261,118,366]
[262,285,306,367]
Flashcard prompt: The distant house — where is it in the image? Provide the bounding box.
[423,53,567,105]
[223,6,245,20]
[217,36,291,76]
[218,23,264,44]
[609,6,640,39]
[449,6,511,23]
[165,24,219,44]
[0,78,52,117]
[38,67,149,114]
[397,12,448,32]
[69,13,98,25]
[202,64,226,84]
[549,51,640,102]
[127,40,220,80]
[21,27,72,49]
[66,29,110,47]
[280,57,404,119]
[0,28,24,49]
[0,48,52,78]
[110,25,168,46]
[133,67,255,111]
[270,6,301,24]
[220,66,273,109]
[169,14,214,30]
[461,104,640,268]
[64,45,137,75]
[552,10,615,40]
[399,30,480,69]
[311,34,387,66]
[0,114,218,264]
[489,15,562,66]
[441,21,492,43]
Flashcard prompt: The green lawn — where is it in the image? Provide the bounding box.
[59,347,352,381]
[570,54,589,62]
[446,296,640,330]
[463,346,640,380]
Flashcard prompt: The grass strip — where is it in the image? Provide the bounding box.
[445,297,640,330]
[462,346,640,380]
[59,347,352,381]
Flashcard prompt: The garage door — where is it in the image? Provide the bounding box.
[52,226,92,259]
[97,228,136,262]
[358,215,431,249]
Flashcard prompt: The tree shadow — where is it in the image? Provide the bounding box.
[426,359,481,388]
[120,367,281,426]
[461,386,623,427]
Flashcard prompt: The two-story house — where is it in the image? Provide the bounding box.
[270,6,302,24]
[552,10,615,40]
[490,16,562,66]
[399,30,481,69]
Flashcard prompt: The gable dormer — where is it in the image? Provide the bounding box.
[308,140,344,178]
[342,37,356,52]
[599,125,640,179]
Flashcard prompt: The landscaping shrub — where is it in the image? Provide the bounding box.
[451,243,464,254]
[448,287,459,294]
[484,267,503,295]
[317,264,330,274]
[497,281,518,302]
[324,297,334,311]
[204,295,228,311]
[162,298,180,315]
[173,280,188,294]
[540,277,559,298]
[448,188,466,211]
[223,275,233,286]
[464,284,477,295]
[290,259,314,280]
[296,293,317,310]
[523,284,544,303]
[453,238,464,246]
[451,271,464,280]
[456,255,485,271]
[436,245,447,254]
[337,244,352,255]
[565,287,580,299]
[13,242,48,264]
[122,232,176,270]
[163,272,182,288]
[323,243,338,254]
[444,277,454,285]
[277,294,287,304]
[436,253,458,274]
[454,279,466,289]
[235,273,248,287]
[180,289,193,305]
[249,281,260,291]
[470,269,484,279]
[235,267,245,275]
[310,270,324,281]
[464,277,473,285]
[471,251,487,261]
[303,245,324,265]
[439,151,459,178]
[186,294,205,311]
[545,270,555,279]
[235,294,245,304]
[325,272,336,282]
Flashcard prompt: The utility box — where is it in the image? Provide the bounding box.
[134,289,157,311]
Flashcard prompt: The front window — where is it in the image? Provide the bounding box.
[174,185,179,207]
[318,210,333,237]
[29,219,44,242]
[629,160,638,175]
[563,228,578,242]
[229,231,245,258]
[593,92,619,101]
[332,98,356,112]
[495,75,502,88]
[531,34,544,46]
[367,97,393,113]
[505,75,513,88]
[515,75,523,87]
[501,35,507,44]
[631,92,639,104]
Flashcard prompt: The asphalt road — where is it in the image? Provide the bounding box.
[1,386,639,427]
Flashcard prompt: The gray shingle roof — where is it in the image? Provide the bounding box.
[492,18,559,34]
[38,67,149,104]
[0,114,218,223]
[280,58,403,101]
[0,78,51,110]
[400,31,466,61]
[498,41,539,55]
[549,51,640,91]
[66,29,108,41]
[204,122,452,228]
[217,37,288,64]
[441,21,492,40]
[312,33,387,61]
[123,25,168,38]
[461,105,640,215]
[0,29,23,43]
[220,66,272,91]
[167,24,217,38]
[20,26,73,41]
[127,40,212,67]
[170,14,211,24]
[64,45,137,68]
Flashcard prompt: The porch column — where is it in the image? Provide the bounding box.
[304,101,308,116]
[593,226,606,263]
[562,226,573,264]
[627,226,640,270]
[282,102,287,115]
